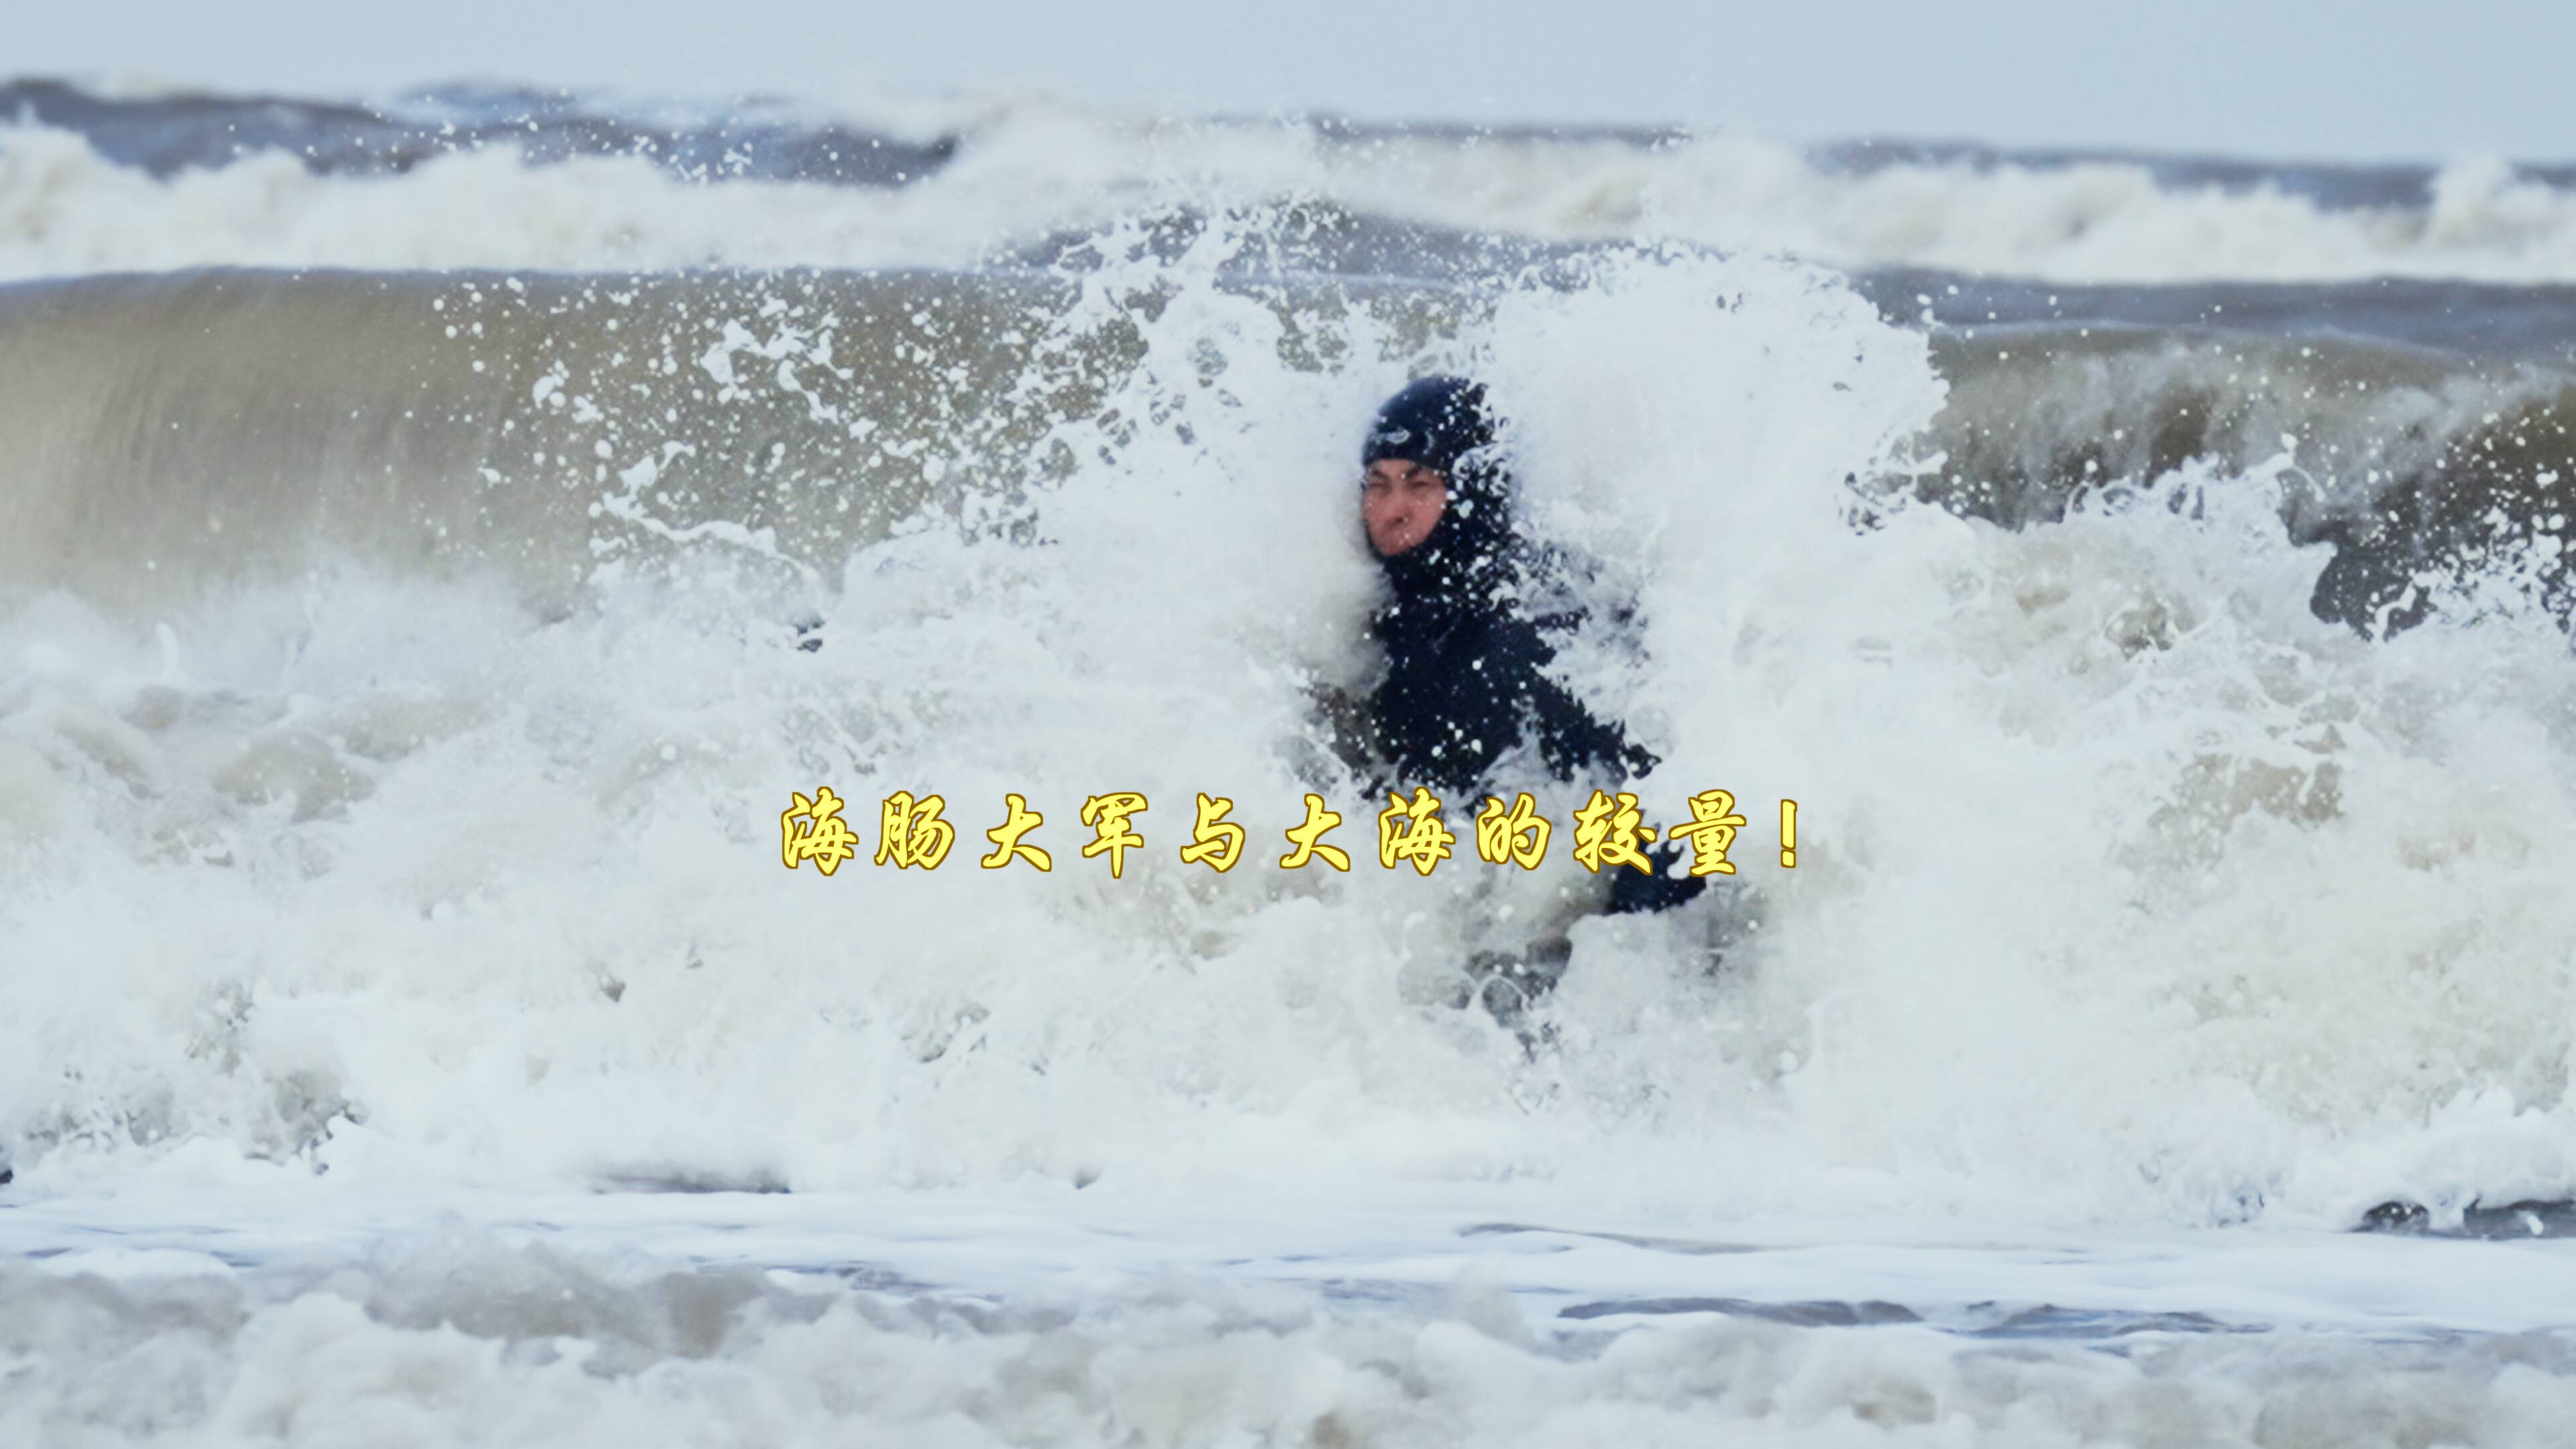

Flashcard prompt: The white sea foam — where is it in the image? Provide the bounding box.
[8,96,2576,283]
[14,111,2576,1433]
[12,1216,2576,1449]
[7,233,2576,1242]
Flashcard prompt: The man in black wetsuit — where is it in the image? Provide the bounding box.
[1351,375,1703,1012]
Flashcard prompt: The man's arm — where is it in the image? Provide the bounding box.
[1519,649,1656,784]
[1514,629,1707,914]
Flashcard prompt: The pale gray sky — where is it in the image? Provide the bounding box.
[13,0,2573,162]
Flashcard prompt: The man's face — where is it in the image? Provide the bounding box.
[1362,459,1447,557]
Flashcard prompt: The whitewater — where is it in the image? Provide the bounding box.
[11,80,2576,1446]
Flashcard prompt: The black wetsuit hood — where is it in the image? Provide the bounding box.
[1364,376,1521,626]
[1363,376,1549,794]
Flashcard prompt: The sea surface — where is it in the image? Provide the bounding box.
[9,79,2576,1445]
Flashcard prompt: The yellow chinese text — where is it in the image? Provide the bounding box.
[1280,793,1351,871]
[1670,788,1749,877]
[1080,791,1149,879]
[876,791,957,870]
[1377,787,1456,876]
[781,787,859,875]
[1570,790,1656,874]
[1472,792,1552,870]
[1179,792,1247,873]
[980,793,1053,871]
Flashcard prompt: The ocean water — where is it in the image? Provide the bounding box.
[9,80,2576,1446]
